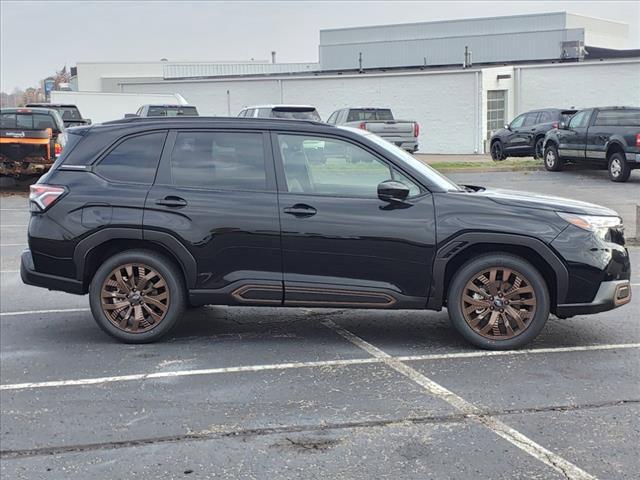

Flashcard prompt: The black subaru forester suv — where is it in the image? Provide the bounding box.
[22,117,632,349]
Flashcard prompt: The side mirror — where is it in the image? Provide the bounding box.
[124,113,138,118]
[85,119,92,125]
[378,180,410,203]
[504,124,511,130]
[559,122,567,130]
[45,127,53,138]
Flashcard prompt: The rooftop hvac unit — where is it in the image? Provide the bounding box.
[560,40,586,61]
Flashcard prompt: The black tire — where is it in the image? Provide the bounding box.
[543,144,563,171]
[447,253,550,350]
[534,137,545,160]
[607,152,631,182]
[89,249,186,343]
[490,141,505,161]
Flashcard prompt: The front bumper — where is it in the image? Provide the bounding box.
[555,280,632,317]
[21,249,83,295]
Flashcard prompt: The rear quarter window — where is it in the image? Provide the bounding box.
[594,110,640,127]
[95,131,167,184]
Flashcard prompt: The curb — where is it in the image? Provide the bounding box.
[433,166,544,174]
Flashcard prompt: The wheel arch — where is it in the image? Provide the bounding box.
[428,233,568,313]
[74,228,198,292]
[605,140,626,160]
[544,137,558,150]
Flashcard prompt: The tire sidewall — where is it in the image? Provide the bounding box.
[543,144,562,171]
[491,141,504,161]
[608,153,630,182]
[447,254,550,350]
[534,137,545,159]
[89,250,185,343]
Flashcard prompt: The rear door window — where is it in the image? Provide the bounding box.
[523,113,539,126]
[170,131,267,191]
[537,111,554,123]
[96,131,167,184]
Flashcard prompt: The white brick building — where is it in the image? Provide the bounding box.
[68,12,640,154]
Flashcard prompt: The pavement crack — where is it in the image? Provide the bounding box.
[1,399,636,460]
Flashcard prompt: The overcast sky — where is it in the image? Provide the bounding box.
[1,0,638,91]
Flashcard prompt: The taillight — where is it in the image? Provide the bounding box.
[636,133,640,148]
[359,122,367,130]
[414,122,420,137]
[552,122,559,129]
[29,185,66,212]
[54,143,62,157]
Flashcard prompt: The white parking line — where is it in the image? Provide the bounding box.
[0,209,26,211]
[321,320,597,480]
[0,308,90,317]
[0,270,18,273]
[0,358,380,391]
[0,341,637,392]
[397,342,640,362]
[0,244,26,247]
[0,225,28,228]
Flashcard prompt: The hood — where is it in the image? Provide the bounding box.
[466,187,618,216]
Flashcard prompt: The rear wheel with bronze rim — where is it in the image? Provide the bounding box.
[447,253,550,350]
[89,249,185,343]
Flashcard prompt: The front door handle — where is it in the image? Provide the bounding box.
[284,203,317,218]
[155,196,188,208]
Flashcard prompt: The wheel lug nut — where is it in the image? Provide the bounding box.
[500,309,504,312]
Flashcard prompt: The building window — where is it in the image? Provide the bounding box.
[487,90,507,139]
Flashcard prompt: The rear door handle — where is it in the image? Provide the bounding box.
[283,203,317,218]
[155,196,188,208]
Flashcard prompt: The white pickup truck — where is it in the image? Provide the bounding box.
[326,108,419,152]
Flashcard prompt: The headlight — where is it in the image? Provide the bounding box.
[556,212,622,232]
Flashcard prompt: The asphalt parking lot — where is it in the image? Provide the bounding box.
[1,170,639,480]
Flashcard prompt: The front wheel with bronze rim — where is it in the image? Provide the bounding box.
[447,253,550,350]
[89,249,185,343]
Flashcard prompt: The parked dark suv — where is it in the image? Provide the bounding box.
[543,106,640,182]
[490,108,576,161]
[22,117,631,349]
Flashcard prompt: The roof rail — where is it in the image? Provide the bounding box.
[101,116,327,126]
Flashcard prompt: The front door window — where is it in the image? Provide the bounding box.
[277,134,419,197]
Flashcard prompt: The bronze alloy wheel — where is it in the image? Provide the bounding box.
[461,267,537,340]
[100,263,170,333]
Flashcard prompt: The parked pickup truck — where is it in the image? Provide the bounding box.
[326,108,419,152]
[543,106,640,182]
[26,103,91,128]
[0,108,67,178]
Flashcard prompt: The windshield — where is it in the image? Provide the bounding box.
[339,126,462,192]
[53,107,82,120]
[147,106,199,117]
[347,109,394,122]
[271,109,321,121]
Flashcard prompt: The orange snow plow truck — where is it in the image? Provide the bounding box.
[1,107,67,178]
